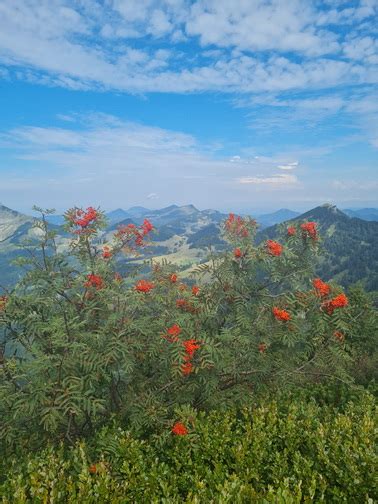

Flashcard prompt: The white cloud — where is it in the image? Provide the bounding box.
[0,113,309,210]
[237,174,299,186]
[2,113,377,212]
[317,4,377,26]
[230,156,299,171]
[148,9,173,36]
[111,0,155,24]
[186,0,339,56]
[237,88,378,150]
[0,0,376,94]
[147,192,159,199]
[343,36,378,64]
[277,162,298,170]
[0,0,377,212]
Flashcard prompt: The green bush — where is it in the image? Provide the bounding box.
[1,395,376,503]
[2,208,371,448]
[0,208,376,503]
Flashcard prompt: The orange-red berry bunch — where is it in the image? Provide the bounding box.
[84,274,104,290]
[234,247,242,258]
[164,324,181,343]
[0,295,8,311]
[313,278,330,297]
[192,285,200,296]
[162,324,201,376]
[301,222,317,240]
[273,307,291,322]
[258,342,267,353]
[171,421,188,436]
[312,278,348,314]
[323,293,348,315]
[67,207,99,235]
[135,279,155,293]
[266,240,283,256]
[334,331,345,342]
[181,338,201,375]
[88,464,97,474]
[224,213,252,238]
[115,219,153,248]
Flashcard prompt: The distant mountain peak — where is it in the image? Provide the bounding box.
[256,208,300,228]
[180,204,199,213]
[127,206,151,212]
[296,204,348,222]
[343,208,378,221]
[161,204,179,211]
[320,203,341,213]
[154,204,200,216]
[203,208,223,215]
[0,204,25,217]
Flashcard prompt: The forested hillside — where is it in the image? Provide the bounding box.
[1,203,377,291]
[258,204,378,292]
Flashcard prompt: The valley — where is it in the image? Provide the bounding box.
[1,202,377,291]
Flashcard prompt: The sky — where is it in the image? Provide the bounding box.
[0,0,377,214]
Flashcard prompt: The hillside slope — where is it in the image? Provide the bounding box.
[343,208,378,221]
[258,204,378,291]
[1,203,377,290]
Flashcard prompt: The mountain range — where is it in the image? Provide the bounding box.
[0,203,377,291]
[44,205,378,229]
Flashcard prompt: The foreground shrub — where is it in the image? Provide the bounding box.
[0,207,375,447]
[0,396,376,503]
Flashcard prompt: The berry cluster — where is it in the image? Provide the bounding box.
[266,240,283,256]
[115,219,153,249]
[273,307,291,322]
[135,280,155,293]
[84,274,104,290]
[301,222,317,240]
[66,207,100,235]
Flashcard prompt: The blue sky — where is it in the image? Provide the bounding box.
[0,0,377,213]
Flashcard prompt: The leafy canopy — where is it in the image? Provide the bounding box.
[0,207,375,448]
